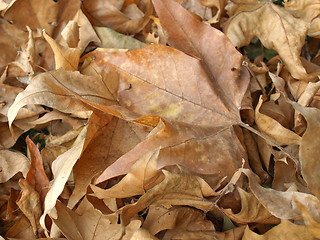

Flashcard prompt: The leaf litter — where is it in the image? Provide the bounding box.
[1,0,320,239]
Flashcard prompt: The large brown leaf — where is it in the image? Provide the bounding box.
[153,0,249,113]
[90,45,248,184]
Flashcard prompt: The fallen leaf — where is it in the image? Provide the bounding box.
[291,102,320,200]
[3,0,59,35]
[223,187,279,224]
[52,197,138,240]
[25,136,49,206]
[95,26,147,50]
[0,149,30,183]
[255,96,301,146]
[242,220,314,240]
[121,170,214,226]
[82,0,153,35]
[223,0,317,81]
[89,44,248,185]
[16,179,42,236]
[91,148,162,199]
[43,30,81,71]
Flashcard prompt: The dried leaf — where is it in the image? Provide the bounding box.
[89,44,247,185]
[95,26,147,50]
[91,148,162,199]
[223,188,279,224]
[243,220,314,240]
[121,170,214,226]
[16,179,42,236]
[0,149,30,183]
[291,102,320,199]
[223,0,317,81]
[25,136,49,206]
[255,96,301,145]
[43,30,81,71]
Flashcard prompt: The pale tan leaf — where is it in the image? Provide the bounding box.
[255,96,301,145]
[223,188,279,224]
[291,102,320,200]
[0,149,30,183]
[95,27,147,50]
[91,148,162,199]
[40,126,87,232]
[43,30,81,71]
[243,220,313,240]
[223,0,317,81]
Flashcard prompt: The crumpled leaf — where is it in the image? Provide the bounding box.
[143,205,215,236]
[223,0,318,81]
[237,168,320,221]
[40,126,87,232]
[16,179,42,236]
[68,113,152,208]
[223,187,279,224]
[91,148,163,199]
[25,136,49,205]
[242,220,314,240]
[121,170,214,226]
[43,30,81,71]
[53,198,122,240]
[284,0,320,37]
[82,0,153,35]
[0,149,30,183]
[255,96,301,146]
[291,102,320,200]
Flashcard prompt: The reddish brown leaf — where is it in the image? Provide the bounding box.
[25,136,49,206]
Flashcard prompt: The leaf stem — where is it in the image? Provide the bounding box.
[239,122,301,174]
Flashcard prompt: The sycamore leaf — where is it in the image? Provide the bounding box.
[223,188,279,224]
[89,44,248,185]
[291,102,320,200]
[255,96,301,145]
[143,205,215,236]
[121,170,214,226]
[95,26,147,50]
[91,148,163,199]
[238,168,320,221]
[3,0,58,35]
[82,0,153,35]
[0,149,30,183]
[43,30,81,71]
[243,220,314,240]
[7,68,117,129]
[69,113,152,208]
[295,199,320,238]
[25,136,49,206]
[223,0,317,81]
[40,126,87,232]
[53,198,121,240]
[153,0,249,108]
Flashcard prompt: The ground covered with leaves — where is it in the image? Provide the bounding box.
[1,0,320,239]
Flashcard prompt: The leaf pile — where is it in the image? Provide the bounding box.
[1,0,320,239]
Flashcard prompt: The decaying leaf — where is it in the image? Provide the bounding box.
[223,0,318,81]
[243,220,314,240]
